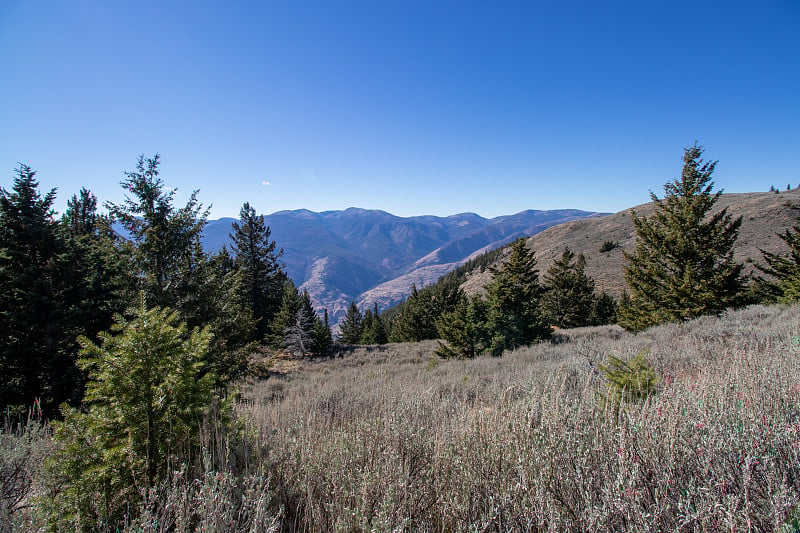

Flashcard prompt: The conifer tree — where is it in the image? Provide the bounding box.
[361,303,387,344]
[435,295,490,358]
[0,165,85,416]
[758,208,800,302]
[284,290,317,355]
[49,301,216,530]
[312,308,333,356]
[107,154,209,311]
[590,292,618,325]
[541,248,595,328]
[230,202,284,341]
[619,144,744,331]
[268,281,301,349]
[339,301,364,344]
[485,238,550,355]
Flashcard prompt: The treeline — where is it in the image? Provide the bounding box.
[0,154,332,419]
[342,143,800,357]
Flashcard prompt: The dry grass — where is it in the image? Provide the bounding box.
[5,304,800,531]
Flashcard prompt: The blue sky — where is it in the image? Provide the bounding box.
[1,1,798,219]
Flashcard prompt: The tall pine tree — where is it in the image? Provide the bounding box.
[0,165,83,416]
[338,301,364,344]
[107,154,209,311]
[485,237,550,355]
[541,248,595,328]
[229,202,285,341]
[619,144,744,331]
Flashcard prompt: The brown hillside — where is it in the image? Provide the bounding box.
[462,190,800,298]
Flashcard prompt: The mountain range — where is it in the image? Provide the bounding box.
[200,208,603,323]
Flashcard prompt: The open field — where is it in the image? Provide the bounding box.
[5,304,800,531]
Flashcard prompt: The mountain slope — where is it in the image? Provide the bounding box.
[202,207,602,322]
[461,190,800,299]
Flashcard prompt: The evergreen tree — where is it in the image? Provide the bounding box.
[229,202,284,341]
[758,208,800,302]
[268,281,301,349]
[485,238,550,355]
[49,301,216,530]
[63,187,98,236]
[541,248,595,328]
[339,301,364,344]
[0,165,84,416]
[60,188,128,356]
[590,292,618,326]
[360,303,387,344]
[183,248,256,383]
[387,285,434,342]
[435,295,491,358]
[284,291,317,355]
[619,144,744,331]
[312,308,333,356]
[107,154,209,311]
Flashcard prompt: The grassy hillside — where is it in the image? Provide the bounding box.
[7,304,800,530]
[462,189,800,298]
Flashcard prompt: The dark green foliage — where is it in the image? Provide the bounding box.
[541,248,595,328]
[312,309,333,356]
[599,351,659,411]
[590,292,618,326]
[182,248,256,383]
[339,301,364,344]
[63,187,98,236]
[435,296,491,358]
[485,238,550,354]
[108,155,254,381]
[230,202,285,341]
[360,303,388,344]
[268,281,301,349]
[599,240,619,253]
[48,301,217,530]
[284,291,317,356]
[758,205,800,302]
[619,144,744,331]
[381,247,503,340]
[107,154,210,311]
[0,166,87,417]
[388,276,464,342]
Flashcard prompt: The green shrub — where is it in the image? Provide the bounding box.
[599,351,659,410]
[45,300,218,530]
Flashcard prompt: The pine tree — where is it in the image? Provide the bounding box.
[541,248,595,328]
[435,295,491,358]
[485,238,550,355]
[339,301,364,344]
[360,303,387,344]
[758,207,800,302]
[619,144,744,331]
[312,308,333,356]
[268,281,301,349]
[284,291,317,355]
[49,301,216,530]
[590,292,618,326]
[107,154,209,311]
[0,165,85,416]
[230,202,285,341]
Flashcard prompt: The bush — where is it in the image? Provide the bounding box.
[599,350,660,410]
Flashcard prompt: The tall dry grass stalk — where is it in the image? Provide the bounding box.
[5,304,800,531]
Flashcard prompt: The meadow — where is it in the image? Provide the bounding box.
[4,303,800,532]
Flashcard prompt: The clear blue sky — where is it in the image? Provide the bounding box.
[1,1,798,219]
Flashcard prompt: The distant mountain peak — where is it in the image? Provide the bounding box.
[201,207,602,324]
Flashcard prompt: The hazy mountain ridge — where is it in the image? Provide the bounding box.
[201,207,602,322]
